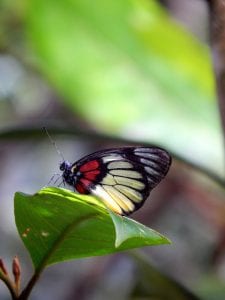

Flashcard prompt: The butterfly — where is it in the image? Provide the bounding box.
[59,147,171,215]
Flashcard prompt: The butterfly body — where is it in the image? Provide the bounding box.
[60,147,171,215]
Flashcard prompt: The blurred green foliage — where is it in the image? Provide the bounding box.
[25,0,223,175]
[131,253,201,300]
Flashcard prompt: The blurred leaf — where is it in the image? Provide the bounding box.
[14,187,170,270]
[130,252,201,300]
[197,275,225,300]
[26,0,223,175]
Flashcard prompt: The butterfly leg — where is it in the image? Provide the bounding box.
[44,173,61,187]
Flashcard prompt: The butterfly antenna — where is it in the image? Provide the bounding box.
[43,127,65,162]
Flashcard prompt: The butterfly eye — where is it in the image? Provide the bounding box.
[60,161,71,171]
[59,162,65,171]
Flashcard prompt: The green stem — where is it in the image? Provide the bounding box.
[18,213,98,300]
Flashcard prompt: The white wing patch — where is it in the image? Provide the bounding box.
[134,148,160,153]
[90,184,135,214]
[102,154,123,163]
[96,158,147,213]
[109,169,142,179]
[107,161,133,169]
[114,176,145,190]
[101,174,116,185]
[140,158,160,168]
[144,166,161,177]
[115,185,143,203]
[103,186,135,212]
[91,185,123,215]
[98,164,145,213]
[135,152,160,160]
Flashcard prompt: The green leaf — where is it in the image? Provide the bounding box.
[14,187,170,270]
[109,211,167,248]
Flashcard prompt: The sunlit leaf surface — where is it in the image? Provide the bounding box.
[14,187,170,270]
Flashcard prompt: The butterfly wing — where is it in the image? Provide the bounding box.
[71,147,171,215]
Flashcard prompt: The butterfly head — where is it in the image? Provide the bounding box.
[59,160,77,186]
[59,160,71,172]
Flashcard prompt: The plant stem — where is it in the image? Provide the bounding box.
[18,213,98,300]
[17,272,39,300]
[0,272,18,300]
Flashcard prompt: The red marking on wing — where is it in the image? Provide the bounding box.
[84,170,100,181]
[80,178,92,187]
[75,183,88,194]
[75,178,92,194]
[75,174,97,194]
[79,160,99,172]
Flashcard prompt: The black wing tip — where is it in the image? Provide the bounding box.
[135,146,172,170]
[136,147,172,185]
[157,148,172,169]
[156,151,172,179]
